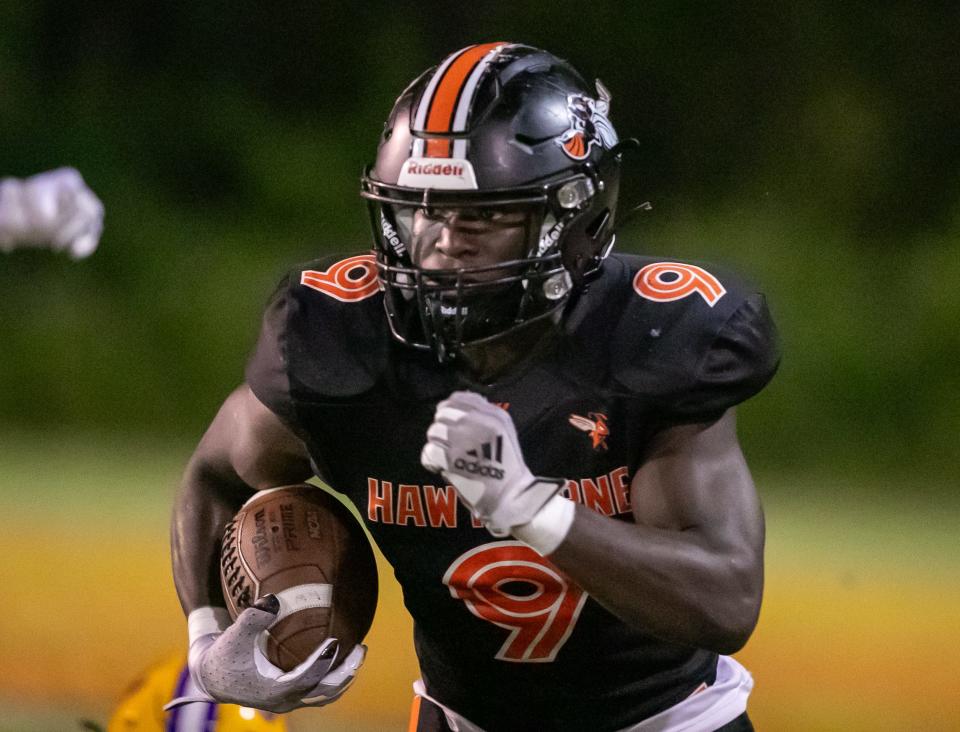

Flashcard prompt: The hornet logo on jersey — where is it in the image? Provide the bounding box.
[556,80,618,160]
[568,412,610,451]
[454,436,505,480]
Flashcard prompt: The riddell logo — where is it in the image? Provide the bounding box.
[405,161,464,177]
[397,157,478,190]
[454,437,505,479]
[379,211,406,256]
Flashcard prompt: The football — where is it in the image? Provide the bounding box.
[220,484,378,672]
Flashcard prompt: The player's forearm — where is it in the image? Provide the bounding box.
[548,506,763,654]
[171,385,316,615]
[171,457,254,615]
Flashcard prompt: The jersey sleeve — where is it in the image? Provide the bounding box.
[664,292,780,420]
[610,257,780,424]
[244,254,391,428]
[245,275,299,425]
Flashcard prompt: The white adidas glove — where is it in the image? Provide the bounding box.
[0,167,104,258]
[165,598,366,714]
[421,390,575,554]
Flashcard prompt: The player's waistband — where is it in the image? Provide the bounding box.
[411,655,753,732]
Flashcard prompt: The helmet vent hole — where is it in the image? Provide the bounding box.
[515,132,551,145]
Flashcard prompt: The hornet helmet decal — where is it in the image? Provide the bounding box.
[557,81,619,160]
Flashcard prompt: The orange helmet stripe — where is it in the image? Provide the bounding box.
[424,137,451,158]
[421,42,505,157]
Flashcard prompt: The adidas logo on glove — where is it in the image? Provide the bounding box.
[454,437,505,480]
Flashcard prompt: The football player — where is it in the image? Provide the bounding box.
[170,43,779,731]
[0,167,103,258]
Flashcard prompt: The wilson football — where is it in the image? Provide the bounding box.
[220,484,378,672]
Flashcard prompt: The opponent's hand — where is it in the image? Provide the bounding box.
[0,167,104,258]
[165,597,366,713]
[421,390,564,536]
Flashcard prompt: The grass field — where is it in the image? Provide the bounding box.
[1,433,957,731]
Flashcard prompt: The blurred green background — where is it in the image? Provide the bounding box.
[2,0,958,476]
[2,1,958,730]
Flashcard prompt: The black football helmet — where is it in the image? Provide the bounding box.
[361,42,626,361]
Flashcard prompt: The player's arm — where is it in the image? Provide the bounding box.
[546,409,763,654]
[169,385,365,713]
[423,394,764,655]
[171,382,313,614]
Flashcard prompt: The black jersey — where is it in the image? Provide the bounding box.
[246,251,779,732]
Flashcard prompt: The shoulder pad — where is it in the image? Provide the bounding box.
[246,253,389,418]
[608,253,780,419]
